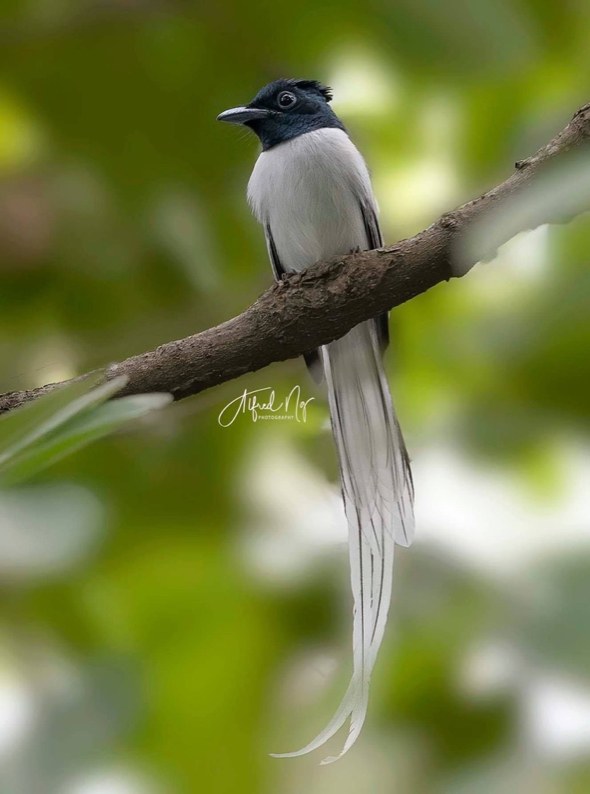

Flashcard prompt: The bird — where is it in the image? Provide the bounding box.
[217,78,415,764]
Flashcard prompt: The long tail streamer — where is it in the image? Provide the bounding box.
[271,320,414,763]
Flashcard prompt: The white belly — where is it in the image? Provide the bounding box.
[247,128,376,272]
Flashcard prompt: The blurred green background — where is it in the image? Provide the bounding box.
[1,1,590,792]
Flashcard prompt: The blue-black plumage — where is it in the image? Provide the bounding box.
[217,78,345,150]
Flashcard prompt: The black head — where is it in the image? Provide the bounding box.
[217,78,345,150]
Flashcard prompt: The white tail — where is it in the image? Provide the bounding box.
[271,320,414,763]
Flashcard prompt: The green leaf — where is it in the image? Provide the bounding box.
[0,373,128,465]
[0,392,172,485]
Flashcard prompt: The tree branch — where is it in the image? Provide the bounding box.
[2,102,590,415]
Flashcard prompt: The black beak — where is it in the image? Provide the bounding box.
[216,106,272,125]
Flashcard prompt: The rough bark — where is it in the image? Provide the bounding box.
[1,103,590,415]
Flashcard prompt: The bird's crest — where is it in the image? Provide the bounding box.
[287,79,333,102]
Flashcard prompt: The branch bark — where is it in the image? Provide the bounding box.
[2,103,590,415]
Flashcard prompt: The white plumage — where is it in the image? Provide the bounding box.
[248,127,414,763]
[248,128,372,269]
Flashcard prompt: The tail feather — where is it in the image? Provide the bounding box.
[269,678,356,759]
[272,320,414,763]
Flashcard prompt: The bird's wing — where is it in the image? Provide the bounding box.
[360,197,383,250]
[359,201,389,353]
[264,223,286,281]
[265,223,323,383]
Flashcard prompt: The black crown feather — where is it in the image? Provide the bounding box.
[289,79,333,102]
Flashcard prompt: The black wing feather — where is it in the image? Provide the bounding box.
[359,202,389,354]
[265,224,323,383]
[265,223,286,281]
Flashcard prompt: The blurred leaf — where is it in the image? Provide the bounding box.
[0,392,172,485]
[462,151,590,273]
[0,657,138,794]
[0,483,104,584]
[517,553,590,680]
[0,373,125,464]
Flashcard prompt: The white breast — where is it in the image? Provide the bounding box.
[247,128,377,273]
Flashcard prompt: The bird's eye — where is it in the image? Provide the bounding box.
[277,91,297,109]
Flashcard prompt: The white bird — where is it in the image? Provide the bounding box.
[218,78,414,763]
